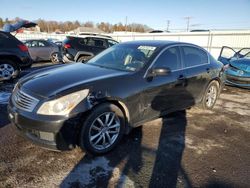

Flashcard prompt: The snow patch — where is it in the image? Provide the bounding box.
[61,157,135,188]
[186,137,224,155]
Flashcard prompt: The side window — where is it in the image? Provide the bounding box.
[154,47,182,71]
[86,38,95,46]
[24,41,32,47]
[182,46,208,67]
[30,41,39,47]
[79,38,88,46]
[93,39,107,48]
[108,40,118,47]
[38,41,48,47]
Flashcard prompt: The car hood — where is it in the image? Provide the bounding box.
[3,20,37,32]
[230,58,250,73]
[19,63,129,98]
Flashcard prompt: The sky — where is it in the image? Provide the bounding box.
[0,0,250,31]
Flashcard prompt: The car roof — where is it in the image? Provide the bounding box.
[24,39,46,41]
[119,40,197,48]
[66,35,116,41]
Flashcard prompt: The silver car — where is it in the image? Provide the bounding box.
[24,39,60,63]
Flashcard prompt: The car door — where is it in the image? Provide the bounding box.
[180,45,211,103]
[218,46,236,65]
[139,46,189,122]
[37,40,52,60]
[25,40,39,61]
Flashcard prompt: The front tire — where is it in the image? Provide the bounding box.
[0,59,19,81]
[79,103,125,155]
[201,80,220,110]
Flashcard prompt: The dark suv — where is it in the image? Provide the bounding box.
[0,20,35,81]
[62,35,118,63]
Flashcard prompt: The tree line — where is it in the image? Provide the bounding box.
[0,17,152,33]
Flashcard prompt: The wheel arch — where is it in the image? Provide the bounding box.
[0,55,21,70]
[91,99,131,134]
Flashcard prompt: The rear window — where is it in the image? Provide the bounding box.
[182,46,208,67]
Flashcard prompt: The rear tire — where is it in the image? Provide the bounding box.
[50,52,60,64]
[79,103,125,155]
[77,56,91,63]
[0,59,19,82]
[201,80,220,110]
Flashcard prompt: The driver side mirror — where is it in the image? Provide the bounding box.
[147,67,171,77]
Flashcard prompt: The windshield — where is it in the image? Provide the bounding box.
[87,44,158,72]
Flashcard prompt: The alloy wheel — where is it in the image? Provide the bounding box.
[51,53,59,63]
[205,85,217,108]
[89,112,121,151]
[0,64,15,80]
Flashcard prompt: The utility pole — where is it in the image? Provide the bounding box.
[184,16,192,32]
[125,16,128,32]
[167,20,170,32]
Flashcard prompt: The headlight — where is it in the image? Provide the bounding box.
[37,89,89,115]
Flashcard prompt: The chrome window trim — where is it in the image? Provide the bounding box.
[144,44,210,78]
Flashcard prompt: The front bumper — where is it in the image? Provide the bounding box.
[226,74,250,88]
[8,102,81,151]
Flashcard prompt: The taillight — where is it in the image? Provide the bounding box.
[64,44,71,49]
[18,44,28,52]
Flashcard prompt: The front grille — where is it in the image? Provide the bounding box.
[12,89,39,112]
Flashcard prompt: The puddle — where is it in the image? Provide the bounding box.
[0,92,11,105]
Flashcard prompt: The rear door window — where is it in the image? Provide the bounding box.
[153,47,182,71]
[26,41,39,47]
[38,41,49,47]
[182,46,208,68]
[88,38,107,48]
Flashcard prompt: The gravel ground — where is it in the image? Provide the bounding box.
[0,63,249,188]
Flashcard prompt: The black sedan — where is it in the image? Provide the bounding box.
[8,41,225,155]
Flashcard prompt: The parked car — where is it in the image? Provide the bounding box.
[46,38,63,47]
[218,46,250,88]
[23,39,60,63]
[8,41,224,155]
[62,34,118,63]
[0,20,35,81]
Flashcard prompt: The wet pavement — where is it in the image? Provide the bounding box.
[0,63,249,187]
